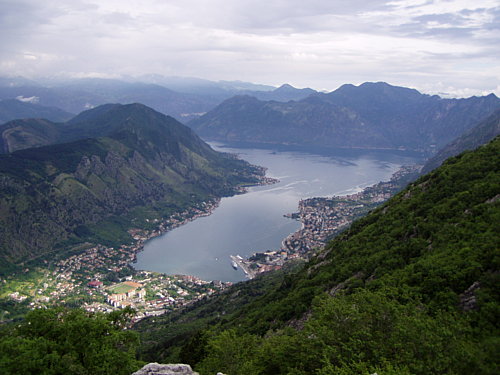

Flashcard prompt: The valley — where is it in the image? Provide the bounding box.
[1,1,499,373]
[1,142,420,320]
[0,80,498,375]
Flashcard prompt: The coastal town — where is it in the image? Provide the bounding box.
[0,198,232,321]
[231,165,422,278]
[1,164,420,320]
[1,174,278,321]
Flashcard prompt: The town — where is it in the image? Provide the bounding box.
[232,165,422,278]
[1,165,420,319]
[1,173,279,322]
[1,199,231,322]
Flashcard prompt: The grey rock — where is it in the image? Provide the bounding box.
[132,363,200,375]
[459,281,480,312]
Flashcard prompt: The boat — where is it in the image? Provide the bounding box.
[231,260,238,270]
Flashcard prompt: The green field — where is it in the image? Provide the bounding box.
[108,283,135,294]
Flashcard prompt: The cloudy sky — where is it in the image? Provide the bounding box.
[1,0,499,97]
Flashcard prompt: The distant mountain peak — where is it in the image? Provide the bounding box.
[275,83,295,91]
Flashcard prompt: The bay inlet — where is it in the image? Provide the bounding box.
[133,143,421,282]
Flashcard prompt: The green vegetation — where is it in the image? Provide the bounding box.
[136,137,500,374]
[1,103,498,374]
[0,307,142,375]
[0,103,263,275]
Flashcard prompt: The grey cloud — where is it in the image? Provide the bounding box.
[0,0,498,97]
[385,5,500,44]
[100,11,137,26]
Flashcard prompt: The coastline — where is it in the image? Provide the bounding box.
[0,167,279,315]
[232,164,422,279]
[128,173,279,271]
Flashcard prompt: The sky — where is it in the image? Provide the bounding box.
[0,0,499,97]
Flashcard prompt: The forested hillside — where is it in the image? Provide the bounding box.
[137,137,500,374]
[0,104,263,274]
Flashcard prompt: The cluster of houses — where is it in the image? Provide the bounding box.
[106,281,146,308]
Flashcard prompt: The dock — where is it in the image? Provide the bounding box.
[230,255,257,279]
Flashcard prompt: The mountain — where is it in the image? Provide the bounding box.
[189,82,500,153]
[136,137,500,374]
[0,99,73,124]
[132,75,275,95]
[0,103,194,153]
[0,103,263,274]
[243,83,317,102]
[0,79,220,122]
[421,108,500,174]
[135,77,316,102]
[0,77,318,123]
[0,104,130,153]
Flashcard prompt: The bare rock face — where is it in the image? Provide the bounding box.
[459,281,480,312]
[132,363,199,375]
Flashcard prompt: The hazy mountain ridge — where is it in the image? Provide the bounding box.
[421,108,500,173]
[0,103,263,273]
[0,77,316,122]
[136,136,500,374]
[190,82,500,153]
[0,99,74,124]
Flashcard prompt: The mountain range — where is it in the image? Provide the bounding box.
[0,77,316,122]
[0,75,498,374]
[0,103,263,274]
[189,82,500,153]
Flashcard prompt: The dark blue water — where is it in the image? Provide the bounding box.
[133,143,420,282]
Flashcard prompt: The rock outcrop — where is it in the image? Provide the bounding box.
[132,363,226,375]
[132,363,199,375]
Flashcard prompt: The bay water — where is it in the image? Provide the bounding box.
[133,143,420,282]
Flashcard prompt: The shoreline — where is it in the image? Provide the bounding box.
[128,173,279,273]
[233,164,422,279]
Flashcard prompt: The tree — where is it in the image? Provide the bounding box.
[0,307,142,375]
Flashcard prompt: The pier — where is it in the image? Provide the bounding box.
[230,255,257,279]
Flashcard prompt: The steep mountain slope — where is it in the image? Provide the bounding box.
[0,103,263,274]
[422,108,500,173]
[137,137,500,374]
[0,99,73,124]
[189,82,500,153]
